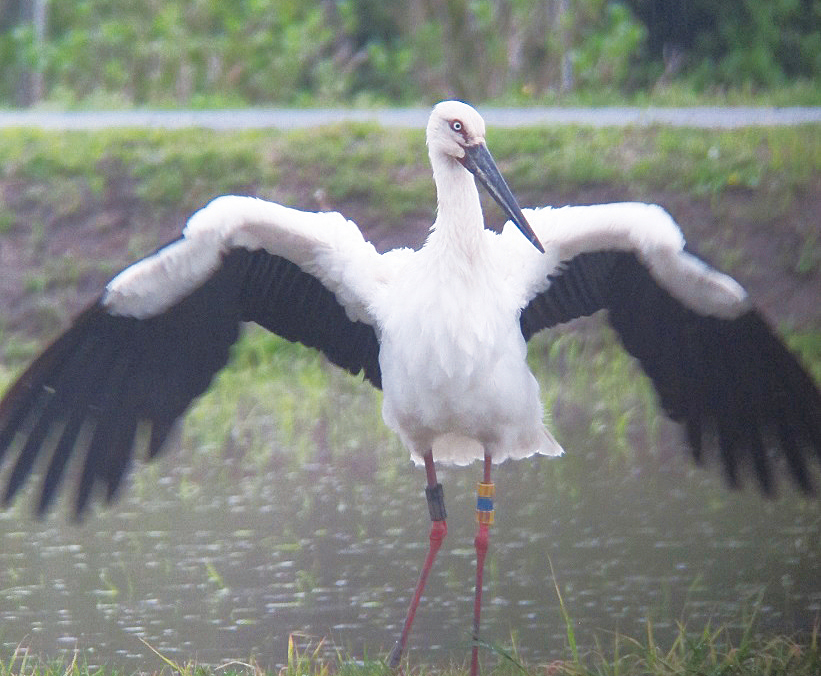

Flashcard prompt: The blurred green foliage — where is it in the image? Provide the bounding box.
[2,0,818,107]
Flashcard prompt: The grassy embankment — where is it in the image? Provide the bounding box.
[0,120,820,675]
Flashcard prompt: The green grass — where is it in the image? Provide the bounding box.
[3,613,818,676]
[171,328,394,478]
[491,124,821,200]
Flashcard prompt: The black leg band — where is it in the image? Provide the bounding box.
[425,483,447,521]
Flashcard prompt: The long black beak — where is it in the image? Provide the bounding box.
[460,143,544,253]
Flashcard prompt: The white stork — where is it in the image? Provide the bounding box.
[1,101,819,674]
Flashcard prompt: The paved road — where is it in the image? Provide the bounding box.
[1,106,820,130]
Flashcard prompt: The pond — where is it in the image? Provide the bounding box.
[1,333,820,671]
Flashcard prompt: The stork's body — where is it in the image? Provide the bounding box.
[378,187,558,466]
[1,101,820,674]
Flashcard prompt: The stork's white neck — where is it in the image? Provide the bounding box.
[428,154,486,256]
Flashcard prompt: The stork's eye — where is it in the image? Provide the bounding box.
[450,120,463,132]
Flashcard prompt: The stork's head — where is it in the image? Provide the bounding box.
[426,100,487,160]
[427,101,544,253]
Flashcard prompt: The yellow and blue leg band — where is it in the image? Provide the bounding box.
[476,481,495,525]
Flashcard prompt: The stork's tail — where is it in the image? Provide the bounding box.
[537,427,565,458]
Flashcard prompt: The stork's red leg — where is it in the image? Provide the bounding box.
[470,453,494,676]
[388,451,447,668]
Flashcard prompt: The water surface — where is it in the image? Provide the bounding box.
[2,445,818,671]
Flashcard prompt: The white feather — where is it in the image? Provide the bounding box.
[515,202,750,318]
[104,195,388,324]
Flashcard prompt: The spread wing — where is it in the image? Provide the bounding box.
[0,196,384,516]
[514,202,821,494]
